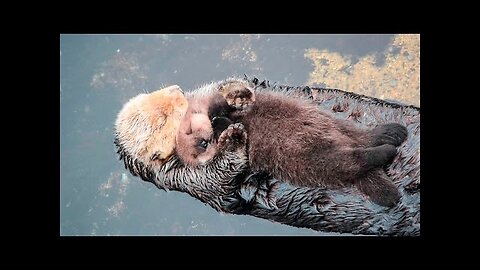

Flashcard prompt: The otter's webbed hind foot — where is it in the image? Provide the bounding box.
[369,123,408,147]
[355,144,398,170]
[356,169,400,207]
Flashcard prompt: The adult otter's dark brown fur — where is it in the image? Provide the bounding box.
[175,78,408,207]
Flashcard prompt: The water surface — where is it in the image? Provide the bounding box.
[60,34,419,235]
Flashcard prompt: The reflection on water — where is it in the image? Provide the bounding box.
[305,34,419,106]
[60,34,419,236]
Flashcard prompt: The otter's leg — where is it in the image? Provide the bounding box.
[309,145,397,187]
[368,123,408,147]
[218,82,256,110]
[355,169,401,207]
[352,144,398,171]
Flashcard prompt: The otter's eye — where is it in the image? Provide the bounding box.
[199,139,208,149]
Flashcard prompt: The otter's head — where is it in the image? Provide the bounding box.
[114,85,188,171]
[175,96,229,167]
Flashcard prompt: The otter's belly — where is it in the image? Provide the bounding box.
[243,110,358,178]
[244,114,321,171]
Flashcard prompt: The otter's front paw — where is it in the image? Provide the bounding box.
[370,123,408,147]
[218,123,248,152]
[219,82,256,110]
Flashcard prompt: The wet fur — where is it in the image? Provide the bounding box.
[175,79,408,207]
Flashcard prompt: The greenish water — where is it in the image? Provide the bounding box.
[60,34,396,235]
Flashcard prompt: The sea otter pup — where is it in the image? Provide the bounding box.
[175,78,408,207]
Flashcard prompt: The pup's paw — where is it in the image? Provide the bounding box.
[218,123,248,151]
[219,82,256,110]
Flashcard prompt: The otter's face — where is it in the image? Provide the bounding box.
[115,85,188,169]
[176,109,219,167]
